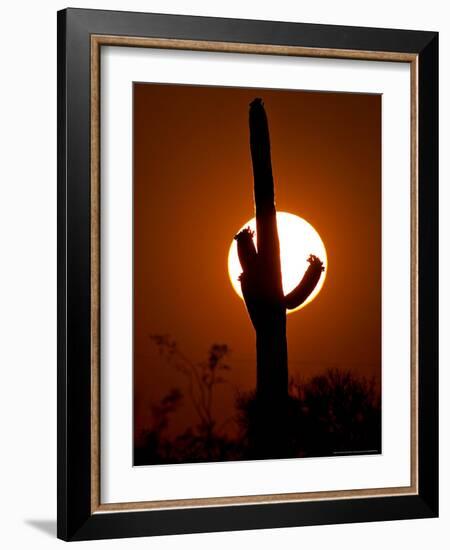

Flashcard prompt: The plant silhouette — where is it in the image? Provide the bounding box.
[236,368,381,459]
[135,335,381,465]
[234,98,325,455]
[148,335,233,459]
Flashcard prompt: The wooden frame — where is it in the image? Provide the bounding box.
[58,8,438,541]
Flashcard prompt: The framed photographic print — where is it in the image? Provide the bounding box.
[57,8,438,541]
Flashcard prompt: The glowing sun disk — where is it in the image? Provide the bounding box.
[228,212,327,313]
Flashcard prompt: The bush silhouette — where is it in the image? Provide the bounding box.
[235,369,380,458]
[135,337,381,465]
[135,336,239,465]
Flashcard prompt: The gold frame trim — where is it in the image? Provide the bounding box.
[90,35,419,514]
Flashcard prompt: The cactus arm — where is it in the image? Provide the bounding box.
[285,254,325,310]
[249,98,283,300]
[238,270,261,330]
[235,227,257,274]
[234,227,260,329]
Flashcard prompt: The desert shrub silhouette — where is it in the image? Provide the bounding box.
[135,337,381,465]
[135,336,240,465]
[236,369,381,459]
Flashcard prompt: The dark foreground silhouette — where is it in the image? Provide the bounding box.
[134,337,381,466]
[234,99,324,455]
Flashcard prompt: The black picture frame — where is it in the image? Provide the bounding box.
[57,7,438,541]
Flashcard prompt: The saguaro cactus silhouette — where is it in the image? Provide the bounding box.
[235,98,324,454]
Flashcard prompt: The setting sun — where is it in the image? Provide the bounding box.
[228,212,327,312]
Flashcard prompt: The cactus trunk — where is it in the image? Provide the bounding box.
[249,98,288,406]
[235,98,324,456]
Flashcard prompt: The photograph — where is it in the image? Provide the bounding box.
[132,83,382,466]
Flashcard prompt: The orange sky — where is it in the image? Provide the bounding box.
[133,83,381,439]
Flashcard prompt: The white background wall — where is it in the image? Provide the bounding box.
[0,1,447,548]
